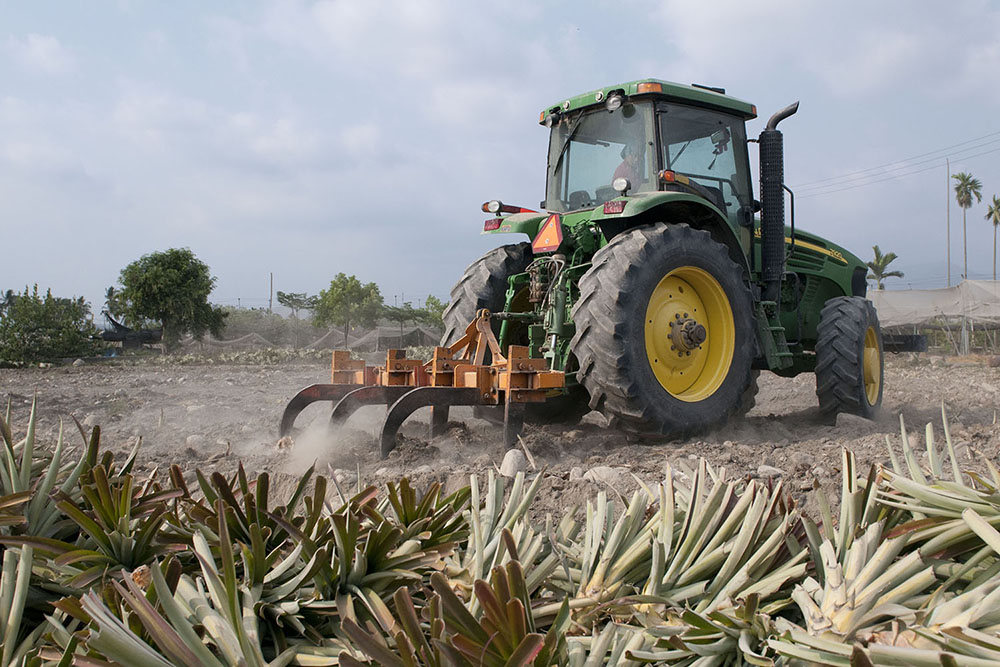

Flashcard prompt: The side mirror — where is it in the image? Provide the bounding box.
[711,127,731,153]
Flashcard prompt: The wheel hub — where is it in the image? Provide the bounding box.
[668,313,706,354]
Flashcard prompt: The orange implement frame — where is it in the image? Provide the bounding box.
[279,310,564,457]
[334,309,564,401]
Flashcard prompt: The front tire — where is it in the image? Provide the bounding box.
[815,296,883,420]
[571,223,757,436]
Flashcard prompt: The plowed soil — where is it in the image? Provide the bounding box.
[3,354,999,517]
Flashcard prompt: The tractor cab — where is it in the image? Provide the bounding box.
[542,81,755,231]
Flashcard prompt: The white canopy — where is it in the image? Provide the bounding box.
[868,280,1000,327]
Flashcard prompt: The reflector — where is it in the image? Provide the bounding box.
[532,214,563,253]
[603,200,626,214]
[483,218,503,231]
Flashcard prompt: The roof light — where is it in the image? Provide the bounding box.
[605,92,624,112]
[612,177,630,194]
[532,214,563,254]
[636,82,662,94]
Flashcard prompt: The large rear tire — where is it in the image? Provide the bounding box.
[570,223,757,436]
[815,296,883,420]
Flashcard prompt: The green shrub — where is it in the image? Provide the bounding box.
[0,285,102,363]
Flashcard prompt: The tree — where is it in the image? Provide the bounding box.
[866,245,904,290]
[422,295,447,328]
[117,248,227,350]
[314,274,383,346]
[0,289,14,316]
[383,302,424,337]
[986,196,1000,281]
[104,286,124,319]
[276,291,318,319]
[953,172,983,280]
[0,285,101,363]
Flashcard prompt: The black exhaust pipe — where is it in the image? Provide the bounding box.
[759,101,799,303]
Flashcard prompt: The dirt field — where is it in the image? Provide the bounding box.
[3,353,999,517]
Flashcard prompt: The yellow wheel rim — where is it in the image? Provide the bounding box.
[644,266,735,402]
[863,326,881,405]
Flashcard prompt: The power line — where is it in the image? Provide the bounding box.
[796,137,1000,194]
[797,144,1000,199]
[791,129,1000,189]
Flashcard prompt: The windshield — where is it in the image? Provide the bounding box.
[658,104,751,223]
[544,101,656,212]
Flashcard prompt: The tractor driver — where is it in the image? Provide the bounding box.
[613,141,644,188]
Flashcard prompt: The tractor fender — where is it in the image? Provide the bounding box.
[481,212,547,240]
[592,191,750,273]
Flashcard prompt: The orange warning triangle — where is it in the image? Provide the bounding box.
[532,214,563,253]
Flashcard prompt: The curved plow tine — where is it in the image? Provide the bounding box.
[329,386,411,428]
[279,384,360,437]
[380,387,483,459]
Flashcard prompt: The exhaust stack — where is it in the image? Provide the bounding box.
[759,101,799,303]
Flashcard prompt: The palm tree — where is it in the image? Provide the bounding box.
[867,245,904,290]
[987,195,1000,281]
[866,245,904,290]
[953,172,983,280]
[0,289,14,315]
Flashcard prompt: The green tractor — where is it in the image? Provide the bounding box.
[442,79,883,436]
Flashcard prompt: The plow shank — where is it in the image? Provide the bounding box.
[279,383,360,437]
[379,387,483,458]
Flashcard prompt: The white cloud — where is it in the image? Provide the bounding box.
[805,30,921,97]
[5,33,76,74]
[651,0,1000,101]
[339,123,380,157]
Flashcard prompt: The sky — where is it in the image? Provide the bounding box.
[2,1,1000,317]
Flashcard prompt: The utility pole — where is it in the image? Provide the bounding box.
[947,158,951,287]
[269,272,273,314]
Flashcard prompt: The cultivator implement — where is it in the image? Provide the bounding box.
[279,310,564,458]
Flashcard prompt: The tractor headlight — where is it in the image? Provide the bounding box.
[605,92,624,112]
[486,200,502,214]
[613,177,630,194]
